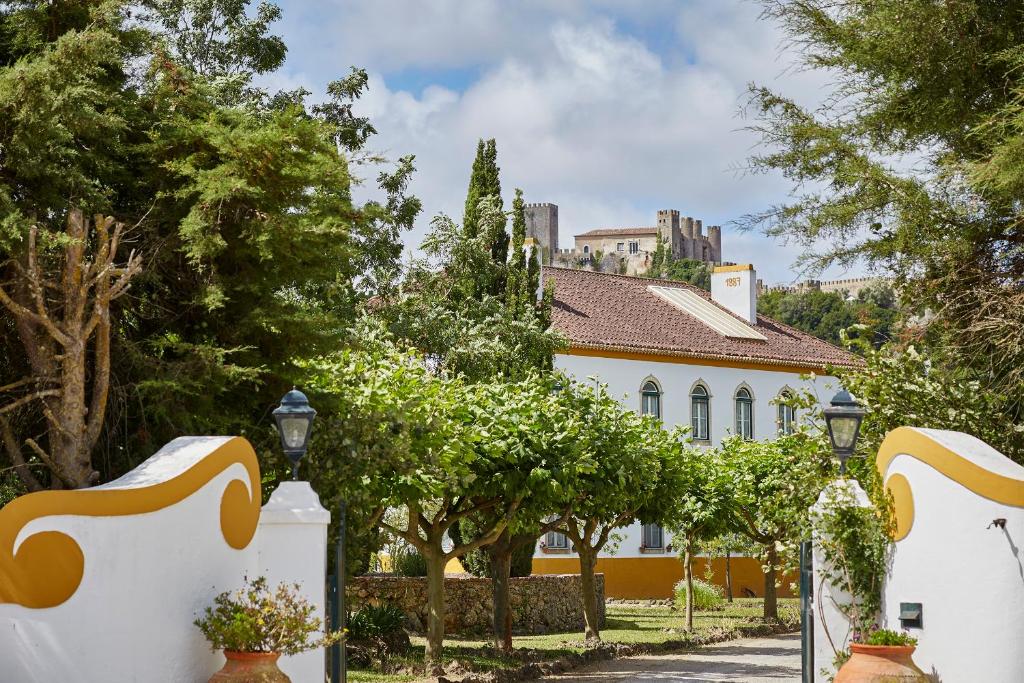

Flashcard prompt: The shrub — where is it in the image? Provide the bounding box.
[194,576,342,655]
[392,547,427,577]
[347,604,411,669]
[864,629,917,646]
[347,604,405,641]
[673,577,726,611]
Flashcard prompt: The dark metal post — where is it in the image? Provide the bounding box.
[800,540,814,683]
[331,499,347,683]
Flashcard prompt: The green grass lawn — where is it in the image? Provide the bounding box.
[352,598,799,682]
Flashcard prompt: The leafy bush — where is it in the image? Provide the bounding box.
[348,604,406,641]
[392,547,427,577]
[673,577,725,611]
[347,604,410,669]
[194,576,342,655]
[864,629,917,646]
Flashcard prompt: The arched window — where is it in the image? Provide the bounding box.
[778,392,796,435]
[735,388,753,439]
[690,384,710,440]
[583,245,590,255]
[640,380,661,419]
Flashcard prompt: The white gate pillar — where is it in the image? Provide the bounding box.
[810,478,872,680]
[258,481,330,683]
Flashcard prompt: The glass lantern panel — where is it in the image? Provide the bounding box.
[829,416,858,449]
[279,416,309,448]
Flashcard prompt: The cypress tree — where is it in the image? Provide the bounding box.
[483,139,508,268]
[505,189,528,313]
[462,139,487,239]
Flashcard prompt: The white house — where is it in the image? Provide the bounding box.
[531,264,861,599]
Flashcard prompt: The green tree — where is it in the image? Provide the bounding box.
[0,1,418,489]
[835,338,1024,466]
[717,432,829,619]
[449,373,591,653]
[757,286,899,348]
[698,532,757,603]
[303,342,597,663]
[667,447,733,630]
[551,383,688,642]
[386,144,558,383]
[746,0,1024,426]
[648,242,712,290]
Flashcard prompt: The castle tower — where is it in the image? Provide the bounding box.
[524,203,559,263]
[708,225,722,263]
[656,209,681,254]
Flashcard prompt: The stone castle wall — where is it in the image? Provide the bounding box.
[348,574,606,636]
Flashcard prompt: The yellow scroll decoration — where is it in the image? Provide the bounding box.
[0,437,260,609]
[876,427,1024,541]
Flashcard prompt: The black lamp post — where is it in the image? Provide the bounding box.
[273,388,317,481]
[822,389,866,475]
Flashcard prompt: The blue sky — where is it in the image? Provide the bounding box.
[268,1,862,285]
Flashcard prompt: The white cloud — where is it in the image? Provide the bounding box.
[272,0,867,284]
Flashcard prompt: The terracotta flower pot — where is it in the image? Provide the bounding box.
[835,643,928,682]
[209,651,291,683]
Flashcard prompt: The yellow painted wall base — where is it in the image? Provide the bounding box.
[532,556,796,600]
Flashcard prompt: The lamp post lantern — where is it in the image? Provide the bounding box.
[273,388,317,481]
[822,389,866,475]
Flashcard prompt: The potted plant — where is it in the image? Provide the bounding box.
[195,576,343,683]
[835,629,927,682]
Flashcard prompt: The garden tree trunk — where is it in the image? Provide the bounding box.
[725,551,733,602]
[577,547,602,643]
[424,548,448,665]
[0,211,141,490]
[763,545,778,620]
[683,539,695,631]
[488,530,514,652]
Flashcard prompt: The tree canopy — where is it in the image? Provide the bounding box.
[747,0,1024,426]
[0,0,419,490]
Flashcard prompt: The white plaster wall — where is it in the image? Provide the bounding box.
[544,353,835,561]
[0,438,330,683]
[553,353,834,448]
[540,521,674,559]
[881,435,1024,683]
[0,458,257,681]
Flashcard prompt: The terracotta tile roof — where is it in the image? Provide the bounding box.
[544,266,863,371]
[575,227,658,238]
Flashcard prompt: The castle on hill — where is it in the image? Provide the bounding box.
[523,203,723,276]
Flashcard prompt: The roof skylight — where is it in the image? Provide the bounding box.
[647,285,767,341]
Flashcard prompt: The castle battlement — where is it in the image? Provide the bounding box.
[521,204,723,276]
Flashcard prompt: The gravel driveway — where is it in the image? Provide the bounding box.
[542,633,802,682]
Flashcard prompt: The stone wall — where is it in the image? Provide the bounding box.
[348,574,605,636]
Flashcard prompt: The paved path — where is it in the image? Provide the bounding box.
[543,633,801,682]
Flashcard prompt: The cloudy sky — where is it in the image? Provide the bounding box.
[271,0,858,285]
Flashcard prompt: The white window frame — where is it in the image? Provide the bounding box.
[735,387,753,439]
[691,384,710,441]
[642,523,664,551]
[616,242,625,252]
[778,392,796,435]
[544,530,569,550]
[640,379,662,420]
